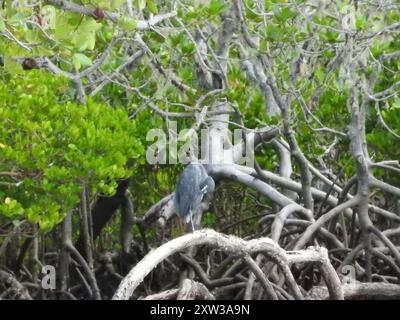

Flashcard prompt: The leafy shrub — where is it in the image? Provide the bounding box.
[0,71,143,230]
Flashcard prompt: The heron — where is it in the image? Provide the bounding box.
[173,162,215,231]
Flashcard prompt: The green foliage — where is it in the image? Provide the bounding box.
[0,2,131,75]
[0,0,399,241]
[0,71,143,230]
[367,101,400,161]
[203,211,216,227]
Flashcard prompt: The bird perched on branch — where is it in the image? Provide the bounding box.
[173,162,215,231]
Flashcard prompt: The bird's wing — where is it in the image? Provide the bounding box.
[197,163,208,179]
[199,178,208,194]
[199,176,215,194]
[174,163,211,221]
[174,165,197,217]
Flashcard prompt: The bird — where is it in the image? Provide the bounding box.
[173,162,215,231]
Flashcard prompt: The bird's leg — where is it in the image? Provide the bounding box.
[190,211,195,232]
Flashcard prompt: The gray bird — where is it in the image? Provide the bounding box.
[173,162,215,231]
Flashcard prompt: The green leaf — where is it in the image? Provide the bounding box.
[266,24,285,42]
[274,7,296,22]
[356,15,367,30]
[72,54,81,70]
[208,0,228,15]
[41,5,56,29]
[67,143,78,150]
[147,0,158,14]
[181,41,195,55]
[118,17,137,31]
[315,68,325,82]
[3,56,23,74]
[10,12,30,25]
[135,0,146,11]
[73,53,93,69]
[0,19,5,32]
[392,98,400,110]
[111,0,127,10]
